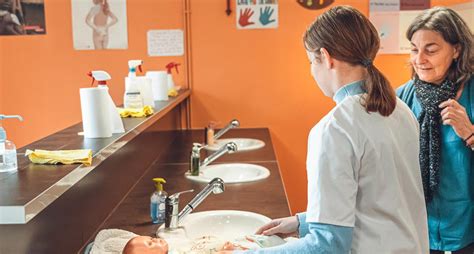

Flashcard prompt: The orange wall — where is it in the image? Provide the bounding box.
[0,0,470,214]
[0,0,186,147]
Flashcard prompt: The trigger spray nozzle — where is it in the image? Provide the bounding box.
[128,60,144,75]
[165,62,181,74]
[87,70,112,86]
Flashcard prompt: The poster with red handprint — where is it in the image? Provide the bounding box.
[236,0,278,30]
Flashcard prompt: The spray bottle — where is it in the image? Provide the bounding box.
[0,115,23,172]
[88,70,125,134]
[151,178,168,224]
[124,60,144,109]
[165,62,181,91]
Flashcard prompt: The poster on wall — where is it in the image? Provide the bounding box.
[71,0,128,50]
[369,0,430,54]
[0,0,46,36]
[236,0,278,30]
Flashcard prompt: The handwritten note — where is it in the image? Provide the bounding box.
[147,29,184,57]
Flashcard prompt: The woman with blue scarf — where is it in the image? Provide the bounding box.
[397,7,474,254]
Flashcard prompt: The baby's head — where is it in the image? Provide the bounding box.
[123,236,168,254]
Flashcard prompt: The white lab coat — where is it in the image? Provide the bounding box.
[306,93,429,254]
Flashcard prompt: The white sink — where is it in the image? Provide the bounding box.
[204,138,265,152]
[185,163,270,183]
[157,210,271,252]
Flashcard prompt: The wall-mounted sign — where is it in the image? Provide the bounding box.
[71,0,128,50]
[296,0,334,10]
[0,0,46,36]
[147,29,184,57]
[236,0,278,30]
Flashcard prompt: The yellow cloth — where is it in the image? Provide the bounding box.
[168,88,178,97]
[119,105,154,118]
[26,149,92,166]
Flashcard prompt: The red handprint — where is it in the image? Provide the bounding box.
[239,8,255,27]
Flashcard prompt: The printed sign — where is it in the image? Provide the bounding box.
[147,29,184,57]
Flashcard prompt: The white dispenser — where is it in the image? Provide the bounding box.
[145,71,168,101]
[88,70,125,134]
[124,60,144,109]
[0,114,23,173]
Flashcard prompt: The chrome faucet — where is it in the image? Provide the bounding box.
[164,178,225,230]
[214,119,240,140]
[189,142,238,176]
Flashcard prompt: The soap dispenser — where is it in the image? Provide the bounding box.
[0,114,23,173]
[151,178,168,224]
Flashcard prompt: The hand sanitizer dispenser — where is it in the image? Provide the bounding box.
[0,114,23,172]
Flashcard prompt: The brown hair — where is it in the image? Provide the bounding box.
[303,5,396,116]
[406,7,474,86]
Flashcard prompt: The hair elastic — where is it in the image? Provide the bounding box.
[361,59,373,67]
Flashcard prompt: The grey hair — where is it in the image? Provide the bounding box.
[406,6,474,85]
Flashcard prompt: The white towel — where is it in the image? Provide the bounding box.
[90,229,138,254]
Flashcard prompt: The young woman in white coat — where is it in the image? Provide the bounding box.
[222,5,430,254]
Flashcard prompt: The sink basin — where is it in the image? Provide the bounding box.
[204,138,265,152]
[185,163,270,183]
[157,210,271,252]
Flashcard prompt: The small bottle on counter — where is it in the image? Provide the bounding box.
[204,123,215,146]
[150,178,167,224]
[0,115,23,173]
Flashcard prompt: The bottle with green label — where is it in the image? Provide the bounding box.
[150,178,167,224]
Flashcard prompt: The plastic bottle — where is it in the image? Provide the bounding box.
[165,62,181,90]
[0,115,23,173]
[150,178,168,224]
[124,60,144,109]
[205,123,215,146]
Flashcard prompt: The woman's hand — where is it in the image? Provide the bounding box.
[255,216,299,238]
[440,99,474,141]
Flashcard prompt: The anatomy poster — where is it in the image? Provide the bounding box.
[236,0,278,30]
[369,0,430,54]
[71,0,128,50]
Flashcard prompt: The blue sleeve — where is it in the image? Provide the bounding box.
[296,212,309,237]
[235,222,353,254]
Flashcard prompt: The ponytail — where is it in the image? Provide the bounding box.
[363,64,396,116]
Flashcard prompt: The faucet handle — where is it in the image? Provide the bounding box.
[225,142,238,153]
[230,119,240,127]
[168,189,194,203]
